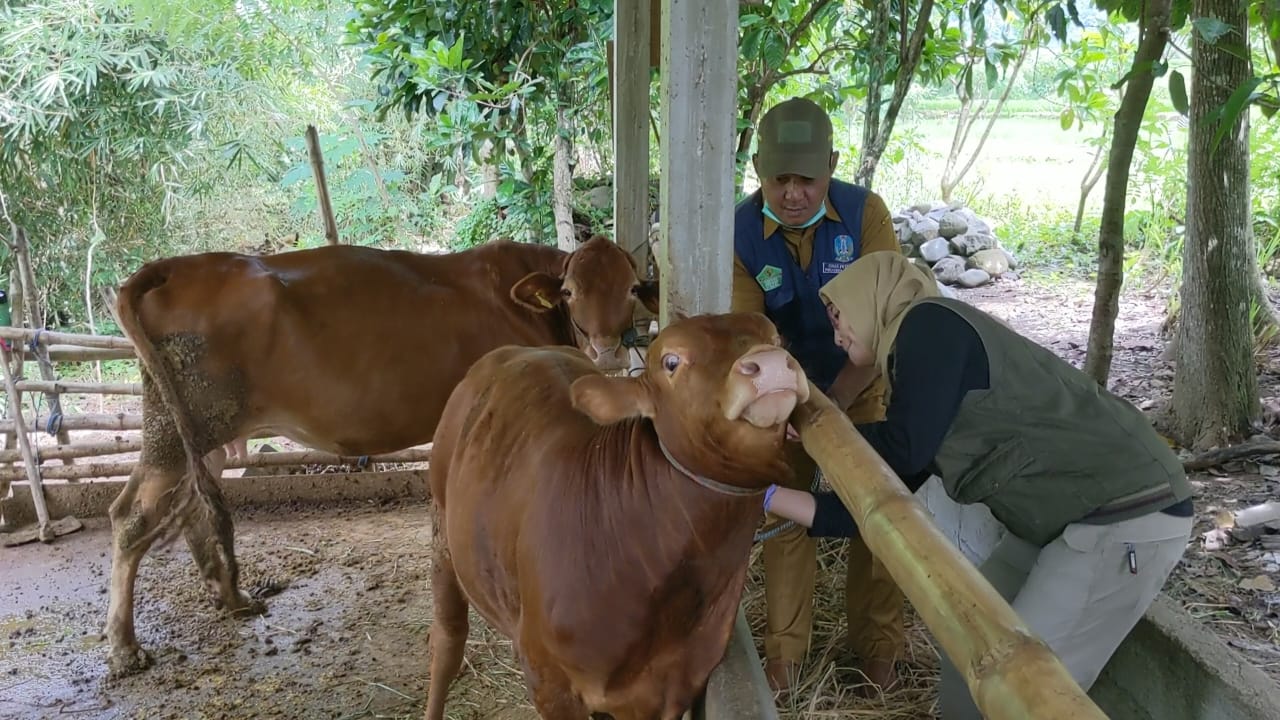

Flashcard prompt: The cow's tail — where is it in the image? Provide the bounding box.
[116,263,225,552]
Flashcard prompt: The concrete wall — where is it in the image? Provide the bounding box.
[919,477,1280,720]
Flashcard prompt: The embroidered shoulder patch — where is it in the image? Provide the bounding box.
[755,264,783,292]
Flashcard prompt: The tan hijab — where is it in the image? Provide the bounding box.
[818,253,941,384]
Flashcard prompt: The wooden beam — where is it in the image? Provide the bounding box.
[305,124,340,245]
[657,0,738,324]
[0,342,51,541]
[0,326,133,350]
[614,0,652,267]
[0,413,141,434]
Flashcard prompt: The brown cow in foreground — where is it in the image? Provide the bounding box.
[425,312,809,720]
[105,236,658,677]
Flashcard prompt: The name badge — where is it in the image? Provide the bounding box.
[821,262,850,276]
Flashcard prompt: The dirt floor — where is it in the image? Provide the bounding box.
[2,272,1279,720]
[0,498,543,720]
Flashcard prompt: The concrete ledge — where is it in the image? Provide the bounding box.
[1090,595,1280,720]
[698,606,779,720]
[0,469,428,530]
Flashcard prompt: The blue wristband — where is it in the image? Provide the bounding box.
[763,484,779,512]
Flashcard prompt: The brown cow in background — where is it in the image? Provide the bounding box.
[105,236,658,678]
[425,312,809,720]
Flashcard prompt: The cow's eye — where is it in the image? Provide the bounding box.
[661,353,680,373]
[630,284,641,296]
[560,287,573,298]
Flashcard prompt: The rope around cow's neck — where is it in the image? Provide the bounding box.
[656,437,767,497]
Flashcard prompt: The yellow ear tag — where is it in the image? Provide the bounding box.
[535,291,554,308]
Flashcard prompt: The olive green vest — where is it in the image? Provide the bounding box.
[916,297,1192,547]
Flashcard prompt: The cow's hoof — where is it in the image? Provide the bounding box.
[107,645,154,679]
[226,593,267,617]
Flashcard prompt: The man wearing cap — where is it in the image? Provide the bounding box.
[732,96,905,696]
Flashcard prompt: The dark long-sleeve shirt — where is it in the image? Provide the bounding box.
[807,301,1192,539]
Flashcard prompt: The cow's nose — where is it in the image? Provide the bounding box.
[736,348,802,393]
[591,337,621,355]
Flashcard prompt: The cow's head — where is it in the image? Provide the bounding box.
[569,312,809,490]
[511,235,660,371]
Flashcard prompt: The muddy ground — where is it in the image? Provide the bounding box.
[2,273,1279,720]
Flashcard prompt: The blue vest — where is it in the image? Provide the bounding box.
[734,179,868,392]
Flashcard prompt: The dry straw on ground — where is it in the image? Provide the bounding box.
[742,540,943,720]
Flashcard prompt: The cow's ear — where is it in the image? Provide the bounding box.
[511,272,565,312]
[571,375,655,424]
[635,280,661,314]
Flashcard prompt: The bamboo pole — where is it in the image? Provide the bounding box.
[10,345,135,362]
[0,342,52,541]
[305,124,340,245]
[0,413,142,434]
[791,387,1109,720]
[0,437,141,464]
[0,445,434,483]
[12,228,74,455]
[13,379,141,395]
[0,325,134,350]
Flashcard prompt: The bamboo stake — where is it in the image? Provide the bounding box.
[792,387,1109,720]
[0,325,134,350]
[0,342,52,541]
[12,228,74,456]
[0,446,434,483]
[10,345,135,362]
[0,413,141,434]
[305,124,340,245]
[0,438,141,464]
[13,379,141,395]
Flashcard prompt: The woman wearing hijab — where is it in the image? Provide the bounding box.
[765,252,1193,718]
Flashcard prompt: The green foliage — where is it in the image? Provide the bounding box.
[450,197,504,251]
[0,0,209,326]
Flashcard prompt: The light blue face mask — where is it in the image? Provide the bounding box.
[763,200,827,230]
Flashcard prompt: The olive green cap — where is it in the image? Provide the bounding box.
[755,97,834,179]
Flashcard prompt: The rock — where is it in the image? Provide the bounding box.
[967,248,1011,277]
[931,255,966,285]
[937,211,969,239]
[957,268,992,288]
[950,233,997,255]
[919,237,951,263]
[908,217,940,244]
[926,206,949,222]
[586,185,612,210]
[896,222,914,245]
[1000,247,1019,269]
[1003,270,1021,281]
[936,282,959,299]
[900,242,918,258]
[911,202,933,214]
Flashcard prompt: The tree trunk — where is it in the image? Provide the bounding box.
[734,87,766,196]
[855,0,935,189]
[480,139,499,200]
[1073,125,1109,236]
[1082,0,1172,384]
[938,29,1033,204]
[552,104,577,251]
[1167,0,1258,449]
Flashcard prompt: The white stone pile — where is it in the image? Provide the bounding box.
[894,202,1019,289]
